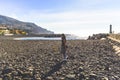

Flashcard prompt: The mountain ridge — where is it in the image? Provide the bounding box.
[0,15,54,34]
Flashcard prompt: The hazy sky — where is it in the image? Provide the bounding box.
[0,0,120,37]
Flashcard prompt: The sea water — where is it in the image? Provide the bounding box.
[14,37,86,40]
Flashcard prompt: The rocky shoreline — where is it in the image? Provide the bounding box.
[0,39,120,80]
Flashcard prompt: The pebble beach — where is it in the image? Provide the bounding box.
[0,39,120,80]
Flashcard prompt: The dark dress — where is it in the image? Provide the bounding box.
[61,34,67,59]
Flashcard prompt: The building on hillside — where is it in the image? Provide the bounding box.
[0,24,13,36]
[0,24,8,30]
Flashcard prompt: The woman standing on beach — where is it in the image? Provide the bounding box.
[61,34,68,60]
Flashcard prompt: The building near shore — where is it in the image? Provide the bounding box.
[0,24,27,36]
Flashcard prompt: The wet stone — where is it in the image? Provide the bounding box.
[46,76,54,80]
[2,66,14,74]
[59,77,65,80]
[78,73,86,80]
[89,74,98,80]
[78,67,84,72]
[66,74,76,78]
[101,77,109,80]
[11,71,18,76]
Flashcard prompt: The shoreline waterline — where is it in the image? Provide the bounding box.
[13,37,61,40]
